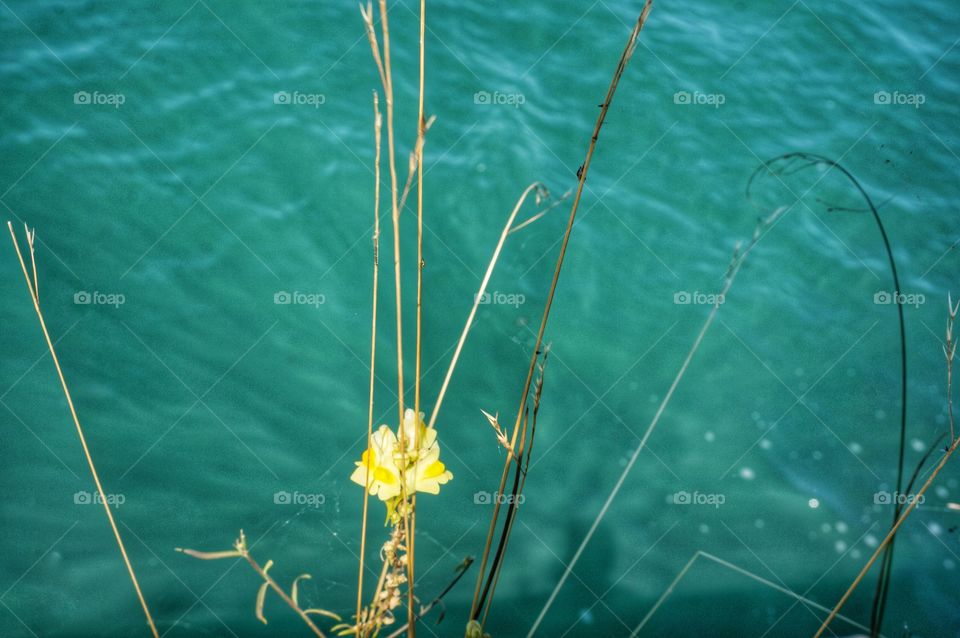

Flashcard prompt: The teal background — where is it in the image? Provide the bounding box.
[1,1,958,636]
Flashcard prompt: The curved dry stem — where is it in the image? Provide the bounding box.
[426,181,545,431]
[473,1,655,627]
[178,531,329,637]
[7,221,160,638]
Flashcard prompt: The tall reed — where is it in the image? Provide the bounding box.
[7,222,159,638]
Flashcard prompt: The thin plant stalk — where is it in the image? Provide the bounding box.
[471,0,654,623]
[527,205,785,636]
[425,182,545,431]
[375,1,416,630]
[357,90,384,634]
[385,557,474,638]
[632,551,876,637]
[479,353,548,625]
[178,531,329,638]
[814,295,960,638]
[408,1,427,633]
[7,222,160,638]
[813,434,959,637]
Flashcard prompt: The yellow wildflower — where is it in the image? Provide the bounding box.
[351,409,453,500]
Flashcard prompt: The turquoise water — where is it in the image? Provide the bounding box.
[2,1,958,636]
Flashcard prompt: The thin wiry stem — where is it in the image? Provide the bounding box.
[425,182,545,431]
[814,294,960,638]
[357,90,383,635]
[814,435,960,637]
[385,558,474,638]
[376,0,404,428]
[408,0,427,634]
[526,205,785,637]
[478,352,548,625]
[631,551,878,637]
[7,221,160,638]
[471,0,655,624]
[178,531,329,637]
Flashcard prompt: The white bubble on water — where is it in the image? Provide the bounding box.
[928,522,943,536]
[849,442,863,454]
[809,499,821,510]
[739,467,755,480]
[755,519,765,529]
[835,540,847,553]
[945,559,956,571]
[812,450,824,461]
[704,431,715,442]
[875,409,886,420]
[865,534,878,548]
[911,438,925,452]
[760,439,772,450]
[936,486,949,499]
[820,522,831,533]
[851,549,861,559]
[699,523,710,535]
[835,521,848,534]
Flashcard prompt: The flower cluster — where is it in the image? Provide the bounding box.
[350,409,453,502]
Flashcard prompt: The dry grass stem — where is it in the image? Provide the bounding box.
[473,2,655,627]
[178,531,334,637]
[7,221,160,638]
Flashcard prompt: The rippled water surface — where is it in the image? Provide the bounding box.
[1,1,958,636]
